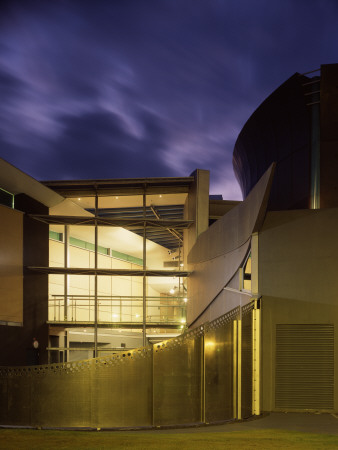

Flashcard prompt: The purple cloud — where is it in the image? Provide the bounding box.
[1,0,338,199]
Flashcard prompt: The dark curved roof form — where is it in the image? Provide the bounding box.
[233,73,312,210]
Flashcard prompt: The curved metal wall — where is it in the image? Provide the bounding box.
[153,327,204,426]
[0,306,249,429]
[233,73,312,211]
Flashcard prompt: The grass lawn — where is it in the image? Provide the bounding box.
[1,428,338,449]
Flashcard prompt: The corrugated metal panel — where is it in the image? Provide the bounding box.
[276,324,334,409]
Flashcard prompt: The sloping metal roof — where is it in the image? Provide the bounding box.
[43,177,194,197]
[31,206,190,250]
[0,158,64,207]
[89,204,185,250]
[42,176,193,250]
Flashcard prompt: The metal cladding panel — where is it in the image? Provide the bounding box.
[233,73,311,211]
[0,349,153,428]
[276,324,334,409]
[153,328,204,426]
[33,370,92,427]
[5,376,31,426]
[0,376,7,424]
[241,303,253,419]
[1,363,93,427]
[204,309,238,422]
[93,348,153,427]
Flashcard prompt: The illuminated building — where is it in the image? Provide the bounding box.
[0,63,337,427]
[0,167,214,364]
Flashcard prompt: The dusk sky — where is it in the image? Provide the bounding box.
[1,1,338,199]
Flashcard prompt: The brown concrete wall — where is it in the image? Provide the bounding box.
[259,208,338,303]
[184,169,210,263]
[0,195,49,366]
[259,208,338,411]
[0,205,23,323]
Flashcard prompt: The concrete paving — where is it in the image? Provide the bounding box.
[144,413,338,435]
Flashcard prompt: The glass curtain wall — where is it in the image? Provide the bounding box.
[48,190,188,360]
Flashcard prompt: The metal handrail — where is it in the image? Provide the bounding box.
[48,295,187,324]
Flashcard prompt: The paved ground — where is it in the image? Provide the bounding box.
[2,412,337,435]
[143,413,338,435]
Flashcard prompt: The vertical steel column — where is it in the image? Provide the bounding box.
[178,243,182,294]
[252,300,261,415]
[64,225,69,320]
[233,320,238,419]
[142,189,147,347]
[94,192,98,357]
[201,332,206,423]
[237,318,242,420]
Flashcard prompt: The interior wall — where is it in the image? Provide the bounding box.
[48,239,177,324]
[49,239,144,298]
[259,208,338,411]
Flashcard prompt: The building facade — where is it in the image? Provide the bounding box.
[0,63,337,427]
[0,164,214,365]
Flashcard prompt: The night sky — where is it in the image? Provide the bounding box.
[1,1,338,199]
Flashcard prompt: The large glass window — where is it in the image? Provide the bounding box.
[48,188,189,358]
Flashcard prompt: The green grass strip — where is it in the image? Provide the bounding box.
[1,428,338,450]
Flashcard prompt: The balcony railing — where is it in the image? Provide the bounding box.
[48,295,187,326]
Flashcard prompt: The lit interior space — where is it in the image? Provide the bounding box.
[43,187,191,362]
